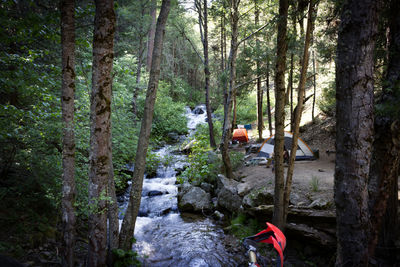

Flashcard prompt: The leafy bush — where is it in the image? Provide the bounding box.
[318,80,336,116]
[112,247,141,267]
[145,151,161,178]
[230,151,245,171]
[152,83,188,141]
[214,94,258,125]
[229,213,261,240]
[178,122,222,184]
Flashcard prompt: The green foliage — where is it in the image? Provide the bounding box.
[318,80,336,116]
[114,171,131,195]
[229,213,261,240]
[152,81,188,141]
[230,151,245,171]
[159,77,202,107]
[178,122,222,184]
[214,94,258,125]
[310,176,320,192]
[112,246,141,267]
[145,151,161,177]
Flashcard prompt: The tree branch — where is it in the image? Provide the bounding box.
[172,23,205,64]
[234,75,262,89]
[237,21,272,47]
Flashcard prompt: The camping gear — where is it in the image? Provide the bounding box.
[258,132,315,160]
[243,222,286,267]
[232,128,249,143]
[244,124,252,130]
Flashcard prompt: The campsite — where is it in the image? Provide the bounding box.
[1,0,399,266]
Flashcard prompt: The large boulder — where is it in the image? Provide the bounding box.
[216,174,239,194]
[216,174,242,212]
[177,182,193,201]
[242,187,274,209]
[193,106,205,114]
[217,187,242,212]
[178,186,212,212]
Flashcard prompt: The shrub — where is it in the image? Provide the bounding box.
[229,213,261,240]
[178,122,222,184]
[152,85,188,141]
[318,81,336,116]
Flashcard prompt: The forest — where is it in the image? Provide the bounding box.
[0,0,399,266]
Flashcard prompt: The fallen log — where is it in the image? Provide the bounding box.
[248,205,336,225]
[285,223,336,248]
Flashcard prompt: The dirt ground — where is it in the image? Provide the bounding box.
[234,116,337,205]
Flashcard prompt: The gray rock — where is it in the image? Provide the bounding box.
[177,182,193,201]
[289,192,306,206]
[200,182,213,193]
[167,132,180,143]
[242,187,274,209]
[147,190,163,197]
[216,174,239,194]
[193,107,205,114]
[217,187,242,212]
[307,198,333,210]
[212,210,225,221]
[178,186,212,212]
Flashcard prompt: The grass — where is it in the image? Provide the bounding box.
[309,176,320,192]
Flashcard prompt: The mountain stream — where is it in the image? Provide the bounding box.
[118,105,239,266]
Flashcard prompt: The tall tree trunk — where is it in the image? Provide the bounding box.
[107,154,119,265]
[146,0,157,71]
[255,0,263,140]
[132,0,146,119]
[272,0,289,230]
[220,0,240,179]
[232,91,237,129]
[335,0,378,265]
[266,59,273,136]
[290,8,297,132]
[283,0,315,226]
[119,0,171,251]
[368,0,400,260]
[88,0,115,265]
[289,53,294,131]
[197,0,216,148]
[312,50,316,121]
[220,13,225,71]
[61,0,76,265]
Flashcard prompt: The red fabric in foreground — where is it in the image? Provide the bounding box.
[254,222,286,267]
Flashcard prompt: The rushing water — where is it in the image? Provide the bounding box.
[119,105,239,267]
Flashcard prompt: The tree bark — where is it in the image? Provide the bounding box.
[283,0,315,227]
[335,0,378,265]
[61,0,76,265]
[290,8,297,132]
[119,0,171,251]
[368,0,400,259]
[272,0,289,230]
[255,0,263,140]
[132,0,147,119]
[220,0,240,179]
[107,153,119,265]
[146,0,157,71]
[266,59,273,137]
[88,0,115,265]
[220,8,225,71]
[197,0,216,148]
[312,50,316,121]
[289,53,294,131]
